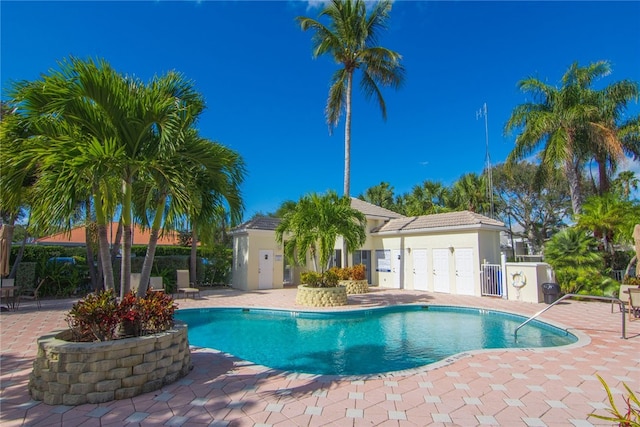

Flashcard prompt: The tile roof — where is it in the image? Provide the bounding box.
[350,197,405,219]
[36,222,184,246]
[372,210,505,233]
[231,216,282,233]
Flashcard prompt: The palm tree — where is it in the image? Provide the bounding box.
[544,227,605,294]
[358,181,396,211]
[275,191,366,273]
[297,0,404,197]
[9,57,204,294]
[612,170,639,200]
[448,173,489,213]
[505,61,613,214]
[138,133,245,295]
[575,194,640,259]
[589,78,639,194]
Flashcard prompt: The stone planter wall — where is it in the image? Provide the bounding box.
[296,285,347,307]
[29,323,191,406]
[339,280,369,295]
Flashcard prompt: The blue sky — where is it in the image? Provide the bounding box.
[2,1,639,220]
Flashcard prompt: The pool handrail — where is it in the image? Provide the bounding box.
[514,294,627,340]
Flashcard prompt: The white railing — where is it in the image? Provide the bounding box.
[481,263,503,297]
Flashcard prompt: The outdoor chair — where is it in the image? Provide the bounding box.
[149,276,164,292]
[628,288,640,321]
[612,284,634,313]
[19,278,44,310]
[176,269,199,299]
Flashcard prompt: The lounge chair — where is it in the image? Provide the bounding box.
[176,269,199,299]
[19,278,44,310]
[628,288,640,321]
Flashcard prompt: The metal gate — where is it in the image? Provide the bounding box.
[481,263,503,297]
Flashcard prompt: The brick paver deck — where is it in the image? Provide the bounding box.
[1,287,638,426]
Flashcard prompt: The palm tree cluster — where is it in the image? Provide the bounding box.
[1,57,245,296]
[505,60,639,215]
[358,173,494,217]
[275,191,366,273]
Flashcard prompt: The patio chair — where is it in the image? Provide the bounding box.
[612,284,634,313]
[149,276,164,292]
[176,269,199,299]
[19,278,44,310]
[628,288,640,321]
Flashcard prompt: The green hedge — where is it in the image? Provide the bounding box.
[7,244,232,297]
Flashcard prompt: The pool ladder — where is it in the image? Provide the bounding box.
[514,293,628,340]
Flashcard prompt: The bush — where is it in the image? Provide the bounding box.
[351,264,366,280]
[66,289,176,342]
[329,264,367,281]
[300,270,339,287]
[623,276,640,287]
[66,290,120,341]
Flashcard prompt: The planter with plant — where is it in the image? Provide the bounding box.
[332,264,369,294]
[29,289,191,405]
[275,191,367,308]
[296,270,347,307]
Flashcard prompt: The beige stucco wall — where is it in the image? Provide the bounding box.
[232,221,503,297]
[505,262,555,303]
[231,231,284,291]
[371,229,502,296]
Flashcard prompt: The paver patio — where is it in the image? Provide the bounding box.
[1,287,638,426]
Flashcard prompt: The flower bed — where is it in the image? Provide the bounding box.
[296,285,347,307]
[29,323,191,405]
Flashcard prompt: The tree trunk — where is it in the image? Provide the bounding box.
[342,71,354,268]
[138,228,160,297]
[564,159,583,215]
[8,212,27,279]
[120,179,133,298]
[3,223,15,279]
[94,192,114,291]
[84,200,98,290]
[138,195,166,297]
[190,227,198,285]
[596,155,610,196]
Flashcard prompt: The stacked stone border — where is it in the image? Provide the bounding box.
[339,280,369,295]
[29,322,192,405]
[296,285,347,307]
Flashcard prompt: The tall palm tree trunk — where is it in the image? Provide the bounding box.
[8,212,27,279]
[342,71,354,268]
[120,179,133,298]
[84,200,99,290]
[138,196,166,297]
[564,159,584,215]
[190,226,198,285]
[344,71,353,198]
[94,192,114,291]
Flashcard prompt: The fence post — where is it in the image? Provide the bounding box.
[501,252,508,299]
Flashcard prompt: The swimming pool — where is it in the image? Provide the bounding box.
[176,305,577,375]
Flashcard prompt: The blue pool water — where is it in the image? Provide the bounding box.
[175,305,577,375]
